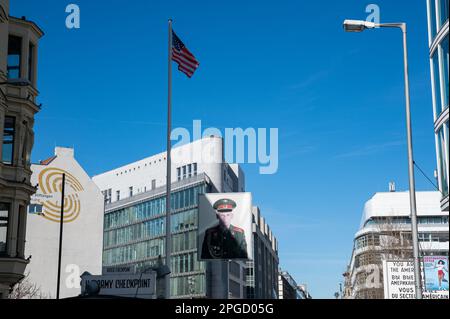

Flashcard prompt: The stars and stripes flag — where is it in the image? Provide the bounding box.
[171,30,200,78]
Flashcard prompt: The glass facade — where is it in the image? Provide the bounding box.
[103,182,207,298]
[428,0,449,209]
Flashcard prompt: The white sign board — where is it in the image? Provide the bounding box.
[382,260,449,299]
[81,273,156,299]
[383,260,416,299]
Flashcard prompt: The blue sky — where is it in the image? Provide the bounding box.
[12,0,438,298]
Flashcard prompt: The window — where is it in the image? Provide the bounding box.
[116,190,120,202]
[193,163,198,176]
[440,36,449,108]
[152,179,156,190]
[28,42,35,83]
[430,0,438,39]
[2,117,15,165]
[439,0,449,28]
[188,164,192,178]
[182,166,186,179]
[0,203,9,254]
[129,187,133,197]
[433,51,443,115]
[177,167,181,181]
[7,36,22,79]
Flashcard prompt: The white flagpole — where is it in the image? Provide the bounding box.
[165,18,173,299]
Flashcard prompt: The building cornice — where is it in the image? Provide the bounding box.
[9,15,44,38]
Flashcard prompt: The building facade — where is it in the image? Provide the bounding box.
[21,147,104,298]
[278,270,305,299]
[345,190,449,299]
[93,137,252,298]
[0,0,43,298]
[427,0,449,212]
[245,206,278,299]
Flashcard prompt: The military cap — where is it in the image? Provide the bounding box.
[213,198,237,212]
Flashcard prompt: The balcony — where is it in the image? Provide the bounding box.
[0,256,29,288]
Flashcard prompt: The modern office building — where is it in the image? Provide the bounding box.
[93,136,254,298]
[0,0,43,298]
[427,0,449,212]
[278,269,305,299]
[22,147,104,299]
[345,189,449,299]
[245,206,279,299]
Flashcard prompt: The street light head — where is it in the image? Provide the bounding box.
[343,19,376,32]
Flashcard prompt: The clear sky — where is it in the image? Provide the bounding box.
[11,0,438,298]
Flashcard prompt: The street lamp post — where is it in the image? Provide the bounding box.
[343,19,423,299]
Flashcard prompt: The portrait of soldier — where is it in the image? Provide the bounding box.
[201,198,248,260]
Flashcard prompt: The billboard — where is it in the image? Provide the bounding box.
[423,256,449,292]
[382,259,449,299]
[198,193,252,260]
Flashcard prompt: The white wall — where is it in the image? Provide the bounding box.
[25,147,104,298]
[92,136,227,202]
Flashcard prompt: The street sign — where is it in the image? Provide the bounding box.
[81,272,156,299]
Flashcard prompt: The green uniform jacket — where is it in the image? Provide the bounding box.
[201,224,248,259]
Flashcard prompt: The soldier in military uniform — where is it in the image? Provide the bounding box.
[201,198,248,260]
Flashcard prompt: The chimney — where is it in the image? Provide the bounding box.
[389,181,396,192]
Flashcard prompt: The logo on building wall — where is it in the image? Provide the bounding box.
[29,167,84,223]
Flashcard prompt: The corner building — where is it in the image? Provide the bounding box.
[0,0,43,298]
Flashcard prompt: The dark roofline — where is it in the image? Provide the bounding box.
[38,155,57,166]
[9,15,45,37]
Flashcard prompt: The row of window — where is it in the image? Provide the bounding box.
[172,230,197,253]
[114,157,166,177]
[104,184,205,230]
[170,252,205,275]
[103,237,164,265]
[418,232,449,243]
[104,208,198,249]
[177,163,198,181]
[170,273,206,297]
[103,218,165,248]
[364,216,450,228]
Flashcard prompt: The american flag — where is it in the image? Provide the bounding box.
[172,30,199,78]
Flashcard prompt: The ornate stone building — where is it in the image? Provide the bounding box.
[0,0,43,298]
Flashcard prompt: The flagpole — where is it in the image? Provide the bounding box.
[165,18,173,300]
